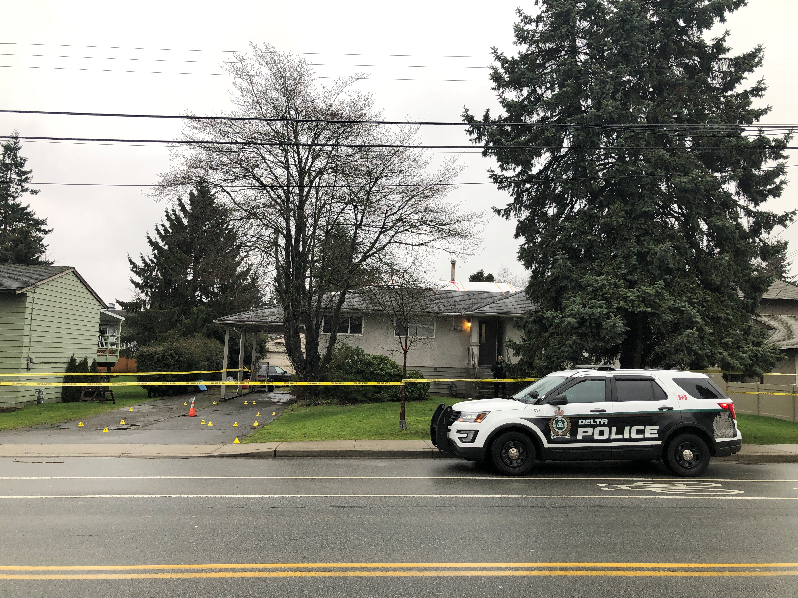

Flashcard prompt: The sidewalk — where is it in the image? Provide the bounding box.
[1,440,797,462]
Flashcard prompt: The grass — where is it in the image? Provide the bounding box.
[736,414,798,445]
[0,376,152,431]
[242,399,798,445]
[242,398,458,443]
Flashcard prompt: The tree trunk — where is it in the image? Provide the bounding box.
[400,345,408,430]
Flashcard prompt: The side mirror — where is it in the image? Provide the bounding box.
[547,394,568,406]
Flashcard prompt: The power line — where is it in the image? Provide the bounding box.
[2,110,796,132]
[4,134,796,151]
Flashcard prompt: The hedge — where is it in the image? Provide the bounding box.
[135,336,223,397]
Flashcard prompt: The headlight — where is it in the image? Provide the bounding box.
[457,411,490,423]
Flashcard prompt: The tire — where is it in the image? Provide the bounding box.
[665,433,710,477]
[490,431,536,476]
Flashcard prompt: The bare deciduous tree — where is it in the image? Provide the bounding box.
[359,262,438,429]
[159,44,477,381]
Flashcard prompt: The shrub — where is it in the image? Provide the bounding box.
[135,336,223,397]
[319,345,429,404]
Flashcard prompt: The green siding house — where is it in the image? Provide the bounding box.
[0,265,107,406]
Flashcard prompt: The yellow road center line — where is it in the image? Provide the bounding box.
[2,569,798,580]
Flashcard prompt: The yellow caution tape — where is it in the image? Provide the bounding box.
[0,378,538,387]
[0,368,252,377]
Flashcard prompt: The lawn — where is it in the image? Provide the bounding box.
[242,398,457,443]
[736,414,798,445]
[243,400,798,445]
[0,376,152,431]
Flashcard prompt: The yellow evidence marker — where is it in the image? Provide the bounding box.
[272,412,276,416]
[208,421,213,427]
[103,427,108,433]
[233,437,240,444]
[120,419,125,425]
[252,401,256,405]
[184,402,188,406]
[201,420,206,425]
[78,422,84,427]
[129,407,133,411]
[244,401,248,405]
[253,421,259,427]
[233,422,238,427]
[256,412,261,416]
[213,401,217,405]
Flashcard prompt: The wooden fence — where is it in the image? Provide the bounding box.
[726,382,798,422]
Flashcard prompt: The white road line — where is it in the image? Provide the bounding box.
[0,494,796,500]
[1,475,797,482]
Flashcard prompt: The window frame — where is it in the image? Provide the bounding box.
[394,317,436,339]
[321,314,364,336]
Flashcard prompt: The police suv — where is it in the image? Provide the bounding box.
[430,369,741,476]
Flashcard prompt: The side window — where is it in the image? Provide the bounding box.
[562,379,607,404]
[673,378,723,399]
[615,378,664,401]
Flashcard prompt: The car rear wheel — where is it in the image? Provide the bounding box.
[490,431,536,476]
[665,433,710,477]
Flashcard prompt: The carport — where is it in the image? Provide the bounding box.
[214,307,285,399]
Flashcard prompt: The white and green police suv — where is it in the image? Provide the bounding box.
[430,368,741,476]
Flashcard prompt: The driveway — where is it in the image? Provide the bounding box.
[0,389,292,445]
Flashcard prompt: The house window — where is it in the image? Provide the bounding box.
[395,317,435,338]
[322,315,363,335]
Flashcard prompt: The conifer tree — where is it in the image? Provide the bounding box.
[120,181,261,345]
[466,0,793,375]
[0,132,51,264]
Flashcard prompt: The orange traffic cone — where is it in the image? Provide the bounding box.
[187,403,197,417]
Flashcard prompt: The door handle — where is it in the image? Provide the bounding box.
[658,406,674,411]
[590,409,607,413]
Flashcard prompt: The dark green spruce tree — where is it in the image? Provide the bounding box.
[465,0,792,375]
[0,132,51,264]
[120,181,261,346]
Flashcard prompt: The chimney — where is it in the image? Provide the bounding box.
[450,259,456,282]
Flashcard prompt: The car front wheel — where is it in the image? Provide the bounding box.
[665,433,710,477]
[490,431,536,476]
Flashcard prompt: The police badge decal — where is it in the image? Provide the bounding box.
[549,406,571,438]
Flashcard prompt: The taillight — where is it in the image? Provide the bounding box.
[718,402,736,420]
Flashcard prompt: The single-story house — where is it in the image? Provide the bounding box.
[216,282,531,396]
[0,264,114,406]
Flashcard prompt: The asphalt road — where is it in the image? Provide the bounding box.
[0,389,290,444]
[1,458,796,597]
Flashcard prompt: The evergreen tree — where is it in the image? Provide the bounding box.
[120,181,261,345]
[469,269,495,282]
[0,132,51,264]
[466,0,792,375]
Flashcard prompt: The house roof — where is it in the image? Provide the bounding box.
[763,279,798,301]
[0,264,105,307]
[215,307,285,330]
[339,289,523,316]
[759,314,798,350]
[470,291,534,315]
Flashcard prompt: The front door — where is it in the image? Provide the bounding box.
[478,318,498,366]
[540,376,614,460]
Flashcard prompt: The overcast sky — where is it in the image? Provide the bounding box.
[2,0,796,305]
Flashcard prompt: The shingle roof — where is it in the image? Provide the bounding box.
[763,279,798,301]
[470,291,533,315]
[759,314,798,349]
[0,264,105,306]
[339,289,514,315]
[0,265,72,291]
[215,307,285,329]
[215,288,531,328]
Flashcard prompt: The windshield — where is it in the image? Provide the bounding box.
[513,375,567,403]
